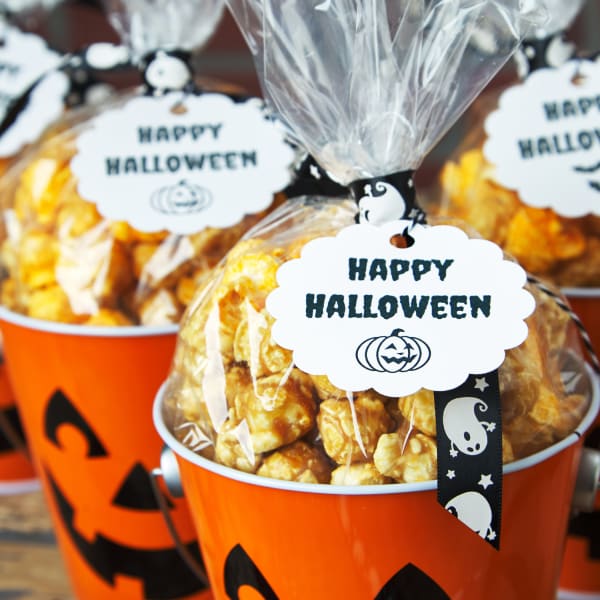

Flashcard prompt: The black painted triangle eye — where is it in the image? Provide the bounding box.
[375,563,450,600]
[44,389,108,457]
[224,544,278,600]
[112,462,173,510]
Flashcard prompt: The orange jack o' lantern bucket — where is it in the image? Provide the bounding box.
[0,308,208,600]
[559,288,600,599]
[0,351,38,494]
[154,375,599,600]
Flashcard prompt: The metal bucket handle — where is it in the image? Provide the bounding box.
[150,446,209,587]
[572,447,600,513]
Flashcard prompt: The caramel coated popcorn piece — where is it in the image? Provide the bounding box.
[56,198,103,238]
[318,394,393,464]
[504,207,586,274]
[374,430,437,483]
[233,308,293,377]
[218,246,281,309]
[83,308,134,327]
[397,389,436,437]
[257,441,332,483]
[27,285,81,323]
[330,463,390,485]
[229,366,317,454]
[17,231,58,290]
[138,289,182,326]
[439,149,519,243]
[215,414,260,473]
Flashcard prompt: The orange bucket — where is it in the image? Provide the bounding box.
[154,374,600,600]
[0,308,208,600]
[560,288,600,598]
[0,352,39,494]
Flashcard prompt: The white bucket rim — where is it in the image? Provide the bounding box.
[556,591,600,600]
[0,477,40,496]
[562,287,600,299]
[153,365,600,497]
[0,306,179,338]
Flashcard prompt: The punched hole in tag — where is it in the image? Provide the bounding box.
[170,101,188,115]
[390,228,415,249]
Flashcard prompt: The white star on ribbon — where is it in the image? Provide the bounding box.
[487,530,497,541]
[450,448,458,458]
[478,474,493,489]
[446,470,456,479]
[474,377,489,392]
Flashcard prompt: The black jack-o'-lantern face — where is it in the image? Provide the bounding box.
[43,388,206,599]
[223,544,450,600]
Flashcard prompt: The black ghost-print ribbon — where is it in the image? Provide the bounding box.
[516,32,576,79]
[60,44,132,108]
[284,153,348,199]
[434,371,503,549]
[140,49,196,96]
[349,170,426,227]
[0,42,132,139]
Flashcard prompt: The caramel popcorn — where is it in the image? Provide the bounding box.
[164,199,590,486]
[440,148,600,286]
[0,132,282,325]
[257,441,332,484]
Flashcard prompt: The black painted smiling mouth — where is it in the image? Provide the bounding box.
[45,470,205,599]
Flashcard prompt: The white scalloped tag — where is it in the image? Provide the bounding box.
[484,59,600,218]
[71,93,295,234]
[266,222,535,397]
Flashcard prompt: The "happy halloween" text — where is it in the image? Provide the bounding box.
[104,151,257,176]
[305,294,491,320]
[517,93,600,160]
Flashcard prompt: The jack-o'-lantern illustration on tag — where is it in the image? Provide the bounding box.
[151,180,212,216]
[356,328,431,373]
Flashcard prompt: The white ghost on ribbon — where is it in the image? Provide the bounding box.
[445,491,495,541]
[442,396,496,457]
[358,182,407,225]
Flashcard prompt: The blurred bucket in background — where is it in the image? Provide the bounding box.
[0,308,208,600]
[560,288,600,599]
